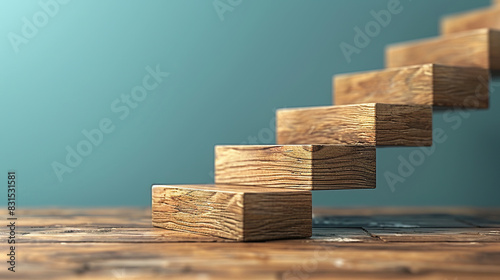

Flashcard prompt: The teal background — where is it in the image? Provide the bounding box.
[1,0,499,207]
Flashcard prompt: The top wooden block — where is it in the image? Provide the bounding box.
[334,64,489,108]
[386,29,500,70]
[441,7,500,34]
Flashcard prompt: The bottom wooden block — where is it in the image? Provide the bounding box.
[152,184,312,241]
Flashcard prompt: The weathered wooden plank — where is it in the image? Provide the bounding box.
[312,207,500,217]
[215,145,376,190]
[4,242,500,280]
[456,214,500,227]
[306,272,500,280]
[314,214,473,228]
[276,104,432,146]
[441,7,500,34]
[152,185,312,241]
[9,226,223,243]
[3,208,500,279]
[334,64,489,108]
[367,227,500,242]
[307,228,379,243]
[386,29,500,69]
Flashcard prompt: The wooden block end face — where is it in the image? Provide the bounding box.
[311,145,376,190]
[215,145,376,190]
[375,104,433,146]
[432,65,489,109]
[152,185,312,241]
[276,104,377,145]
[490,29,500,70]
[243,191,312,241]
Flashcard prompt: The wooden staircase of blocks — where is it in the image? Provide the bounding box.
[152,2,498,242]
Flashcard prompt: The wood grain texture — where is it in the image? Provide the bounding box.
[441,6,500,34]
[152,185,312,241]
[276,104,432,146]
[215,145,376,190]
[334,64,489,108]
[386,29,500,69]
[2,208,500,280]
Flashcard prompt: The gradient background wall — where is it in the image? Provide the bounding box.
[1,0,498,207]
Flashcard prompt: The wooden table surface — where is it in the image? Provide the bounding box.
[2,208,500,280]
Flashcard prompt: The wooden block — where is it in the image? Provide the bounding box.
[386,29,500,70]
[152,184,312,241]
[334,64,489,108]
[441,7,500,34]
[276,104,432,146]
[215,145,376,190]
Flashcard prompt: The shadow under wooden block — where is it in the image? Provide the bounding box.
[215,145,376,190]
[334,64,489,109]
[386,29,500,70]
[441,6,500,34]
[152,185,312,241]
[276,104,432,146]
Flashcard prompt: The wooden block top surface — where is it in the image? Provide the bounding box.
[334,64,489,108]
[277,103,432,146]
[386,28,500,69]
[441,6,500,34]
